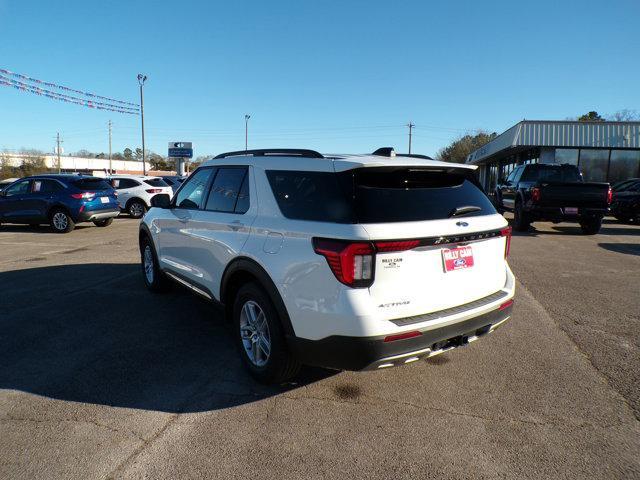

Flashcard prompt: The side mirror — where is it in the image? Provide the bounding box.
[150,194,171,209]
[0,190,6,197]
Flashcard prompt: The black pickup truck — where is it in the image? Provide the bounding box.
[495,164,611,234]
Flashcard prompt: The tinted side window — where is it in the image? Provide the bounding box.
[4,180,30,196]
[512,166,525,184]
[175,168,215,209]
[205,167,248,213]
[111,178,140,189]
[266,170,352,223]
[33,180,64,193]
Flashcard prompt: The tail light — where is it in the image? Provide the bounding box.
[313,239,374,287]
[71,192,95,200]
[607,186,612,204]
[531,187,541,203]
[146,188,163,194]
[500,226,512,258]
[313,238,423,287]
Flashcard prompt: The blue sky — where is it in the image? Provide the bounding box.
[1,0,639,158]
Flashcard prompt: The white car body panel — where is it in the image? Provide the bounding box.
[142,153,515,345]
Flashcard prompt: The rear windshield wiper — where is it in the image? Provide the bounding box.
[448,205,482,218]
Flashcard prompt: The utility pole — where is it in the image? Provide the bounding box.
[407,122,415,154]
[56,132,63,173]
[108,120,112,174]
[137,74,148,175]
[245,114,251,151]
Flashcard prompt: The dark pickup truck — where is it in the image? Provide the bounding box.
[495,164,612,234]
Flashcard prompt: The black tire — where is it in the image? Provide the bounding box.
[128,200,147,219]
[512,201,531,232]
[93,218,114,227]
[579,218,602,235]
[140,236,171,292]
[49,208,75,233]
[233,282,301,384]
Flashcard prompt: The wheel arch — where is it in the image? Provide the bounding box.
[220,257,295,337]
[126,196,148,209]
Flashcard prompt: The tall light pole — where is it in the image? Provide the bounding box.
[137,74,147,175]
[245,114,251,151]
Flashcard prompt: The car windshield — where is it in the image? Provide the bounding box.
[73,178,113,191]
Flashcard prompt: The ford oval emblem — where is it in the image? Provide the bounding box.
[456,221,469,227]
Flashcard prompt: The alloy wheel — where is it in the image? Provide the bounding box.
[143,245,154,284]
[239,300,271,367]
[52,212,68,231]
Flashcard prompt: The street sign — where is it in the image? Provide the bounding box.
[168,141,193,158]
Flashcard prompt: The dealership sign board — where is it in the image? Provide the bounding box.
[168,142,193,158]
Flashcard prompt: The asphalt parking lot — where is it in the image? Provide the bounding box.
[1,218,639,479]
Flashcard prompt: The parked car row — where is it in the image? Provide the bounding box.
[0,173,182,232]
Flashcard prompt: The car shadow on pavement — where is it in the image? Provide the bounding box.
[598,243,640,256]
[0,263,335,413]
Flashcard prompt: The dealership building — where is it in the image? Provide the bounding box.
[466,120,640,192]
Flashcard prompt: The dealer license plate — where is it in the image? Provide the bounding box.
[564,207,579,214]
[100,196,110,204]
[441,245,474,272]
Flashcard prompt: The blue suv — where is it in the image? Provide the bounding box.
[0,174,120,233]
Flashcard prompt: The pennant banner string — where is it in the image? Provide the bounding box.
[0,79,139,115]
[0,68,139,107]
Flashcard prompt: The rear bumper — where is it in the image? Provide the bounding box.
[77,208,120,222]
[288,302,513,371]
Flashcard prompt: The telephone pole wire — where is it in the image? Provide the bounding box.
[56,132,63,174]
[108,120,112,174]
[407,122,415,154]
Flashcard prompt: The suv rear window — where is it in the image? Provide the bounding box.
[73,178,113,191]
[266,168,496,223]
[144,178,169,187]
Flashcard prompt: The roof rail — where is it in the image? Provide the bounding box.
[214,148,324,159]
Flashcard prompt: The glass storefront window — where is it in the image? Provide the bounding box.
[555,148,579,165]
[608,150,640,183]
[579,150,609,182]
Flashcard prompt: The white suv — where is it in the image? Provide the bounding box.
[109,175,173,218]
[139,148,515,383]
